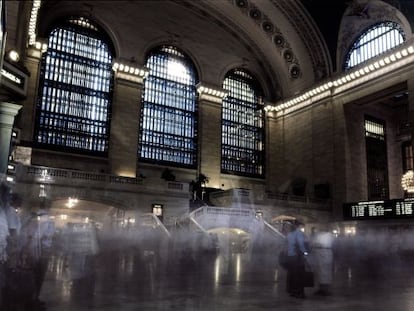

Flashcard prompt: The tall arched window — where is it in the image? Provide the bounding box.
[34,17,114,156]
[221,69,264,177]
[139,46,198,167]
[345,21,405,70]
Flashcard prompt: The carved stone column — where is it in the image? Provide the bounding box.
[0,102,21,178]
[408,77,414,168]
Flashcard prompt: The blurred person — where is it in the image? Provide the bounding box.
[310,224,334,296]
[61,222,99,299]
[0,182,10,309]
[17,198,55,308]
[0,184,25,310]
[285,220,310,299]
[275,222,293,282]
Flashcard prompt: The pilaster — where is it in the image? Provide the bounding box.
[196,83,227,189]
[0,102,22,178]
[408,77,414,161]
[109,65,148,177]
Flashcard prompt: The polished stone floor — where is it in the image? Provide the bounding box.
[33,235,414,311]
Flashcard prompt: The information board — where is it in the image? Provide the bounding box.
[343,198,414,220]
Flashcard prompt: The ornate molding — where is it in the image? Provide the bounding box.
[196,83,227,104]
[269,0,330,80]
[232,0,303,80]
[171,0,281,100]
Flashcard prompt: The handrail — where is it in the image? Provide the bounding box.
[189,216,209,235]
[20,164,143,185]
[138,213,171,238]
[263,220,286,239]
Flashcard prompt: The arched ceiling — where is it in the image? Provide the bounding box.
[35,0,333,101]
[301,0,414,72]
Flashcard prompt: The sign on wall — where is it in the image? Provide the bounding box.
[1,60,28,96]
[343,198,414,220]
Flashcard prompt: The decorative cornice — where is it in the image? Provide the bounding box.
[265,42,414,116]
[269,0,330,81]
[196,83,227,104]
[112,62,148,84]
[171,0,281,99]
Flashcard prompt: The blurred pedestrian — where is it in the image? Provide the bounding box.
[18,198,55,308]
[286,220,310,299]
[0,183,23,309]
[0,182,10,309]
[311,224,334,296]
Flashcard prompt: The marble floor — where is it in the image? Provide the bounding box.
[32,238,414,311]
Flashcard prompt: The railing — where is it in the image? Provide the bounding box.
[209,188,331,210]
[136,213,171,238]
[21,164,142,185]
[190,206,257,219]
[183,206,287,242]
[14,164,189,193]
[266,192,331,209]
[263,220,285,239]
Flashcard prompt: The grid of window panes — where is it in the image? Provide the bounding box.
[222,70,264,177]
[365,118,385,140]
[345,21,405,69]
[402,141,413,172]
[139,46,198,167]
[365,117,389,200]
[34,18,113,155]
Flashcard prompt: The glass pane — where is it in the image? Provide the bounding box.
[35,17,113,155]
[138,46,198,167]
[221,70,264,177]
[345,22,405,70]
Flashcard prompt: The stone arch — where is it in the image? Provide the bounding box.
[337,0,413,72]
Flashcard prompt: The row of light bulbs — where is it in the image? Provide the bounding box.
[265,44,414,113]
[28,0,41,46]
[26,1,414,111]
[197,85,227,98]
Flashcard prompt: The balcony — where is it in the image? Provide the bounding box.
[12,163,190,194]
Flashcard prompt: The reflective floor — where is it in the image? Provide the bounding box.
[33,234,414,311]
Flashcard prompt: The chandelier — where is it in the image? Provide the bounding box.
[401,170,414,193]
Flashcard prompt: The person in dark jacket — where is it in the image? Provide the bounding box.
[285,220,310,299]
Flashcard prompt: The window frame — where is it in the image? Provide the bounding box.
[344,21,405,70]
[34,17,114,157]
[364,115,389,200]
[221,69,265,178]
[138,45,199,168]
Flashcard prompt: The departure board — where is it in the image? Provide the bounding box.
[343,198,414,220]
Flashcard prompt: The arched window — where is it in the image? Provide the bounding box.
[139,46,198,167]
[221,69,264,177]
[34,17,114,155]
[345,21,405,70]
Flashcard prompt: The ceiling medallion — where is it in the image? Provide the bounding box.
[283,49,294,62]
[236,0,248,8]
[262,21,274,33]
[273,34,284,47]
[249,9,261,19]
[289,65,301,79]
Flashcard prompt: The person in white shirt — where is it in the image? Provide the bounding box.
[310,224,335,296]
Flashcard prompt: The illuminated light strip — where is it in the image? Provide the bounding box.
[197,84,228,104]
[28,0,41,46]
[112,62,148,77]
[197,85,227,98]
[266,44,414,115]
